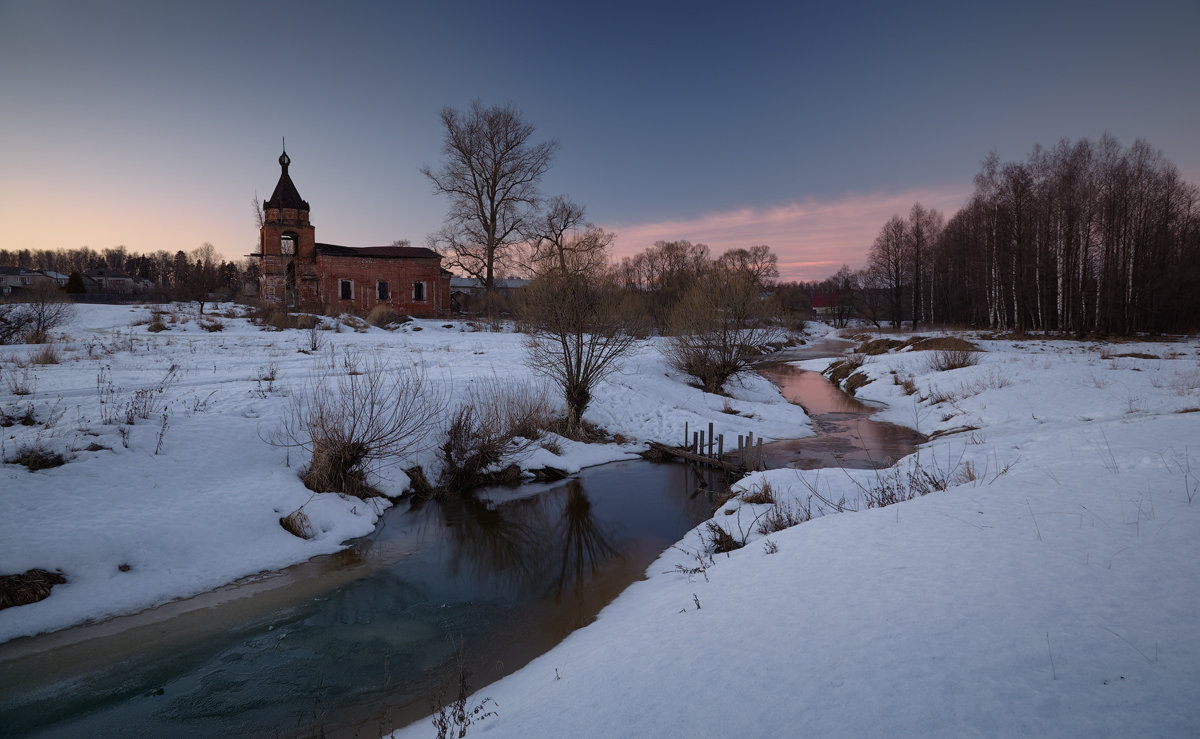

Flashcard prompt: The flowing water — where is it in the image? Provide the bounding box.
[0,338,921,737]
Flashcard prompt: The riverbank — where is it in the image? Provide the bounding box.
[390,330,1200,738]
[0,304,816,644]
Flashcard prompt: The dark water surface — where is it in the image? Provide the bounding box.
[0,462,724,738]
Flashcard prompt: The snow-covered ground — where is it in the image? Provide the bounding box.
[0,304,810,643]
[389,329,1200,738]
[4,307,1200,737]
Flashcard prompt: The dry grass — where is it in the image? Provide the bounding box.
[8,443,66,471]
[739,482,776,505]
[855,338,904,355]
[279,508,315,539]
[29,343,60,365]
[927,348,980,372]
[756,498,812,535]
[904,336,981,352]
[0,568,67,610]
[703,521,744,553]
[366,304,408,328]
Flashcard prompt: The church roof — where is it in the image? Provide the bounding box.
[315,243,442,260]
[264,150,310,211]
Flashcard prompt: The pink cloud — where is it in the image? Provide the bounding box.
[607,186,969,282]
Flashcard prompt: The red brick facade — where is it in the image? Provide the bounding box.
[257,150,449,316]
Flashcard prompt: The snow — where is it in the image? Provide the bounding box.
[0,304,809,643]
[388,329,1200,738]
[4,308,1199,737]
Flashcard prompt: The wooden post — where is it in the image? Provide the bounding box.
[757,437,763,470]
[684,421,689,449]
[693,431,699,453]
[737,435,744,467]
[707,422,714,457]
[718,434,724,458]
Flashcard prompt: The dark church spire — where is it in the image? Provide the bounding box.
[264,143,309,212]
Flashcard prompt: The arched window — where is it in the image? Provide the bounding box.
[280,233,296,255]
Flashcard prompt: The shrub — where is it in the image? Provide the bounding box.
[270,358,440,499]
[437,378,552,493]
[927,348,979,372]
[662,271,781,394]
[199,318,224,332]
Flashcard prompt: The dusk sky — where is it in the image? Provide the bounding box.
[2,0,1198,281]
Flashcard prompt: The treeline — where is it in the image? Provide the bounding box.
[0,244,259,299]
[860,135,1200,335]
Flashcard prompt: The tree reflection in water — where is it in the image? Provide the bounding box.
[553,480,619,601]
[433,479,621,603]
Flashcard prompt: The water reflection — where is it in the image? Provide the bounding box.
[1,461,719,738]
[756,360,924,470]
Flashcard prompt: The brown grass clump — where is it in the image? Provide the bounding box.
[279,508,315,539]
[824,355,864,385]
[927,349,980,372]
[11,444,66,471]
[29,343,61,365]
[703,521,744,553]
[843,371,872,394]
[903,336,981,352]
[856,338,904,355]
[0,568,66,610]
[366,304,408,328]
[147,318,169,332]
[739,482,776,505]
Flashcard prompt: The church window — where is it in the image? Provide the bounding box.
[377,281,389,300]
[340,279,352,300]
[281,233,295,255]
[412,281,426,301]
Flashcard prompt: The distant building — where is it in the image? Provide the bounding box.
[82,268,138,294]
[0,266,53,296]
[256,149,450,316]
[449,276,530,313]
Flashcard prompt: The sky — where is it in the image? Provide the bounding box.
[2,0,1198,282]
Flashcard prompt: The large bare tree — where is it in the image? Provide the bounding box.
[422,101,557,302]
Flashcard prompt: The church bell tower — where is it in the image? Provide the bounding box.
[259,147,318,305]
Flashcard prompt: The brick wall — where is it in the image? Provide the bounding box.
[317,255,449,316]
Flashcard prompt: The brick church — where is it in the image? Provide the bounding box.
[257,149,450,316]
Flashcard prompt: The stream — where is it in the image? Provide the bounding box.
[0,339,920,737]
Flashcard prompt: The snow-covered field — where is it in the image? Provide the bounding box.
[390,329,1200,737]
[4,305,1200,737]
[0,303,810,644]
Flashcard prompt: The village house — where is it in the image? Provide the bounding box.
[0,267,53,297]
[256,149,450,316]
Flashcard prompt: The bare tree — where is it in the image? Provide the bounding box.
[867,215,909,328]
[523,271,643,435]
[663,270,781,394]
[520,195,614,276]
[422,101,558,306]
[16,281,75,344]
[715,245,779,289]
